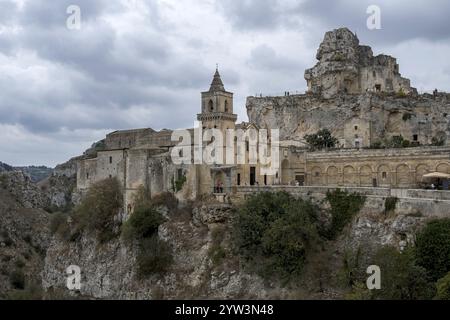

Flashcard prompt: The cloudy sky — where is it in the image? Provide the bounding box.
[1,0,450,167]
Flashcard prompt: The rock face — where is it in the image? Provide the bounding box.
[0,183,51,297]
[0,171,49,209]
[0,162,13,173]
[42,204,278,300]
[305,28,415,98]
[247,92,450,148]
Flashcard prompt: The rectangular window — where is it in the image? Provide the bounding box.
[237,173,241,186]
[109,156,112,164]
[413,134,418,141]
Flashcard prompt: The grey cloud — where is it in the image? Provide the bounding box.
[299,0,450,44]
[217,0,285,31]
[247,44,305,72]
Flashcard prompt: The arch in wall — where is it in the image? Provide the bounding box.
[415,164,430,185]
[208,100,214,112]
[436,163,450,174]
[326,166,339,186]
[281,159,290,185]
[377,164,391,187]
[310,166,323,186]
[396,164,411,188]
[360,165,373,187]
[343,165,357,186]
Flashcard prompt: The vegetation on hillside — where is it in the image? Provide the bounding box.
[121,188,174,278]
[53,178,123,243]
[325,189,366,240]
[234,190,365,282]
[345,218,450,300]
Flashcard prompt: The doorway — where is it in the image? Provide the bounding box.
[250,167,256,186]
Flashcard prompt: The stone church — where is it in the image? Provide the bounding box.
[76,28,450,213]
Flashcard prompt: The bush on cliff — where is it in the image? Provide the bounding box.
[121,187,173,277]
[371,246,435,300]
[345,246,435,300]
[435,272,450,300]
[325,189,366,240]
[415,218,450,281]
[234,192,320,280]
[70,178,123,243]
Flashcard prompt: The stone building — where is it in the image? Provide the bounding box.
[76,28,450,212]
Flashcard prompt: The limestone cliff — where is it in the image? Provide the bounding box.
[247,92,450,148]
[39,196,434,300]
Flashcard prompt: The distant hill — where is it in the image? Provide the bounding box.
[0,162,13,173]
[15,166,54,183]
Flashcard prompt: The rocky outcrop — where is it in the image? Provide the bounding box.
[0,186,51,297]
[0,171,49,209]
[304,28,415,98]
[42,203,283,299]
[247,92,450,146]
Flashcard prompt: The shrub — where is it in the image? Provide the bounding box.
[304,129,338,151]
[9,270,25,290]
[416,219,450,281]
[151,192,178,211]
[171,175,187,193]
[234,192,320,280]
[50,213,67,235]
[402,113,413,121]
[122,187,173,278]
[435,272,450,300]
[431,136,445,147]
[137,235,173,277]
[71,178,123,243]
[384,197,398,214]
[208,227,228,266]
[14,259,25,269]
[325,189,366,240]
[122,206,164,241]
[371,246,435,300]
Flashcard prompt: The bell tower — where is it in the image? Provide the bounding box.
[198,68,237,131]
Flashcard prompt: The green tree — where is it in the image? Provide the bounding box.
[435,272,450,300]
[71,178,123,243]
[416,219,450,281]
[325,189,366,240]
[234,192,320,280]
[371,246,435,300]
[304,129,338,151]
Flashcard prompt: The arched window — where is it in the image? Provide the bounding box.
[208,100,214,112]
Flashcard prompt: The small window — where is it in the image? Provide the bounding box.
[224,100,229,113]
[413,134,418,141]
[86,173,89,179]
[373,71,376,78]
[382,172,387,179]
[354,126,358,131]
[109,156,112,164]
[208,100,214,112]
[315,172,320,177]
[179,149,183,157]
[355,141,361,148]
[237,173,241,186]
[246,141,249,152]
[109,174,112,179]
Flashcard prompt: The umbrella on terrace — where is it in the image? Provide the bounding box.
[422,172,450,179]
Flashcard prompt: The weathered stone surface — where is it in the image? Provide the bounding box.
[305,28,415,98]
